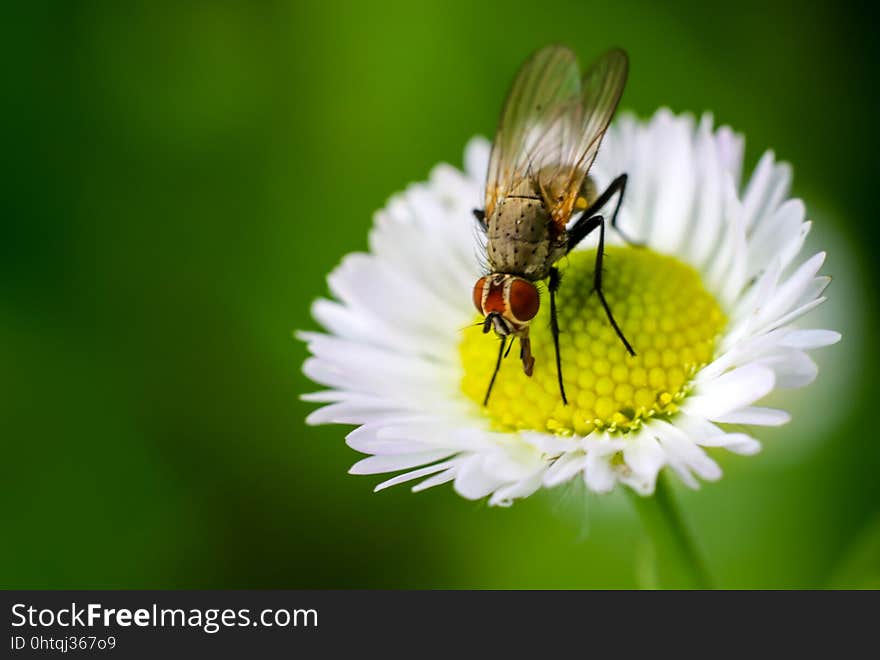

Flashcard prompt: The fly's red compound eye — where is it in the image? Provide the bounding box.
[507,278,540,322]
[473,277,487,313]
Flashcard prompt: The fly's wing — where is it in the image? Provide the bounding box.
[483,45,581,220]
[537,48,628,228]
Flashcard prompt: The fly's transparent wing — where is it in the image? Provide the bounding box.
[538,48,628,227]
[483,45,581,219]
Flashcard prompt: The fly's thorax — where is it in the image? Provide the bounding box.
[473,273,541,337]
[486,195,563,279]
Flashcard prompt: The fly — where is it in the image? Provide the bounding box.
[472,45,638,406]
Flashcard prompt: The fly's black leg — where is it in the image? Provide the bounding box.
[571,173,642,248]
[592,215,636,356]
[565,176,637,357]
[483,336,506,406]
[472,208,487,232]
[548,267,567,405]
[567,215,602,253]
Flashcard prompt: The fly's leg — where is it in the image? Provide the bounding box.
[548,267,567,405]
[483,336,507,406]
[591,215,636,356]
[575,174,642,247]
[564,212,636,356]
[519,334,535,377]
[566,213,602,253]
[483,332,534,406]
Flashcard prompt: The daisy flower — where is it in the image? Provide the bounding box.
[300,109,840,507]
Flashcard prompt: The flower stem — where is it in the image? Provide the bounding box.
[627,472,713,589]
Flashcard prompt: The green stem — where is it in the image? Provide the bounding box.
[627,471,713,589]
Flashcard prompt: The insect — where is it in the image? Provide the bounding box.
[472,45,638,406]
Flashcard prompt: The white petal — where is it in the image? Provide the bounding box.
[793,275,831,308]
[759,296,827,333]
[688,365,776,418]
[584,451,617,493]
[302,341,461,409]
[349,451,455,475]
[328,252,461,351]
[755,349,818,389]
[712,406,790,426]
[489,470,545,506]
[687,115,725,267]
[747,199,807,279]
[705,177,747,304]
[696,433,762,455]
[310,299,377,344]
[648,114,696,254]
[781,329,842,349]
[718,126,744,181]
[653,420,722,483]
[521,432,576,455]
[741,151,791,233]
[346,423,437,455]
[305,397,402,425]
[453,455,506,500]
[374,460,459,492]
[623,433,666,484]
[619,473,658,496]
[301,390,347,403]
[750,252,826,332]
[412,466,459,492]
[543,452,588,488]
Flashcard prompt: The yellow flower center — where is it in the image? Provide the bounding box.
[459,247,726,436]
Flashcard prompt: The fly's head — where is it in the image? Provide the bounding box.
[472,273,540,338]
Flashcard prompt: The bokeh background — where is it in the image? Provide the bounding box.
[4,0,878,588]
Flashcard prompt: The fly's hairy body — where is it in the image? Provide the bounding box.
[486,179,566,280]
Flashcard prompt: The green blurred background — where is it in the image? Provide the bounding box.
[3,0,878,588]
